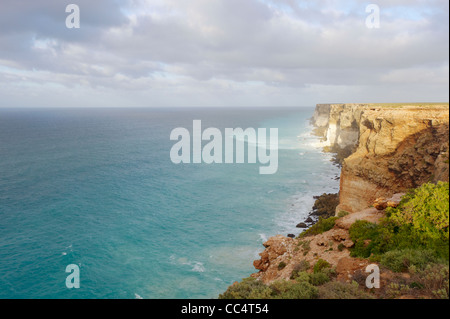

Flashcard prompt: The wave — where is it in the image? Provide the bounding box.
[169,255,206,273]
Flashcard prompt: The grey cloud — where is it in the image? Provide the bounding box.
[0,0,448,107]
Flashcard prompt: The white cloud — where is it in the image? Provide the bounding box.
[0,0,448,107]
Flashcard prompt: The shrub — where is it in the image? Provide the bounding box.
[349,183,450,260]
[411,263,449,299]
[386,283,411,299]
[220,277,321,300]
[309,272,331,286]
[318,281,374,299]
[299,217,338,238]
[348,220,385,258]
[293,271,311,283]
[337,211,349,218]
[290,260,310,279]
[380,249,438,273]
[389,182,449,241]
[219,277,272,299]
[270,280,319,299]
[314,259,331,273]
[278,261,287,270]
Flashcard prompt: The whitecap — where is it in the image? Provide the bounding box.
[191,262,205,273]
[259,233,268,243]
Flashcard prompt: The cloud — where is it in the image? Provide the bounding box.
[0,0,448,107]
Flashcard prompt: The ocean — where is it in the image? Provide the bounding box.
[0,107,340,299]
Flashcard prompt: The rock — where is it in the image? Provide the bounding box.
[386,193,406,208]
[317,239,328,247]
[296,223,307,228]
[335,207,385,230]
[331,229,349,242]
[310,193,339,219]
[287,234,296,238]
[305,217,314,223]
[253,260,269,272]
[373,197,388,210]
[342,240,354,248]
[254,235,293,273]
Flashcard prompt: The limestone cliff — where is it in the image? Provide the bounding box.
[311,103,366,151]
[242,104,449,293]
[311,103,449,213]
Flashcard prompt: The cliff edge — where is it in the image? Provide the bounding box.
[311,103,449,213]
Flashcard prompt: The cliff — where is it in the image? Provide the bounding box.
[311,103,449,213]
[222,103,449,299]
[245,103,449,287]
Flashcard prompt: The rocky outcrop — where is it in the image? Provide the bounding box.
[312,104,449,213]
[251,195,393,284]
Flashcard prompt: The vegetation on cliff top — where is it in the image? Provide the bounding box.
[219,182,449,299]
[349,182,449,261]
[365,102,449,109]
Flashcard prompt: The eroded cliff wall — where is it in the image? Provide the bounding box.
[311,104,449,213]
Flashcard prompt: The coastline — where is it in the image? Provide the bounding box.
[220,102,449,299]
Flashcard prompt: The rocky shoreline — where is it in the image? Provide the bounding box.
[292,192,339,235]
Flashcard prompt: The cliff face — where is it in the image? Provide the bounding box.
[311,104,449,213]
[312,103,365,152]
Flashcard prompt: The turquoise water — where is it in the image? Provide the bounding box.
[0,107,339,299]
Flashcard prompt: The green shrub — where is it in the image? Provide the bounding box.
[292,268,334,287]
[300,217,338,238]
[314,259,331,273]
[219,277,272,299]
[389,182,449,241]
[411,263,449,299]
[318,281,374,299]
[278,262,287,270]
[290,260,310,279]
[270,280,319,299]
[309,272,331,286]
[349,182,450,260]
[293,271,311,283]
[380,249,438,273]
[337,211,349,218]
[385,283,411,299]
[349,220,385,258]
[219,277,320,300]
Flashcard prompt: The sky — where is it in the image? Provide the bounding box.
[0,0,448,108]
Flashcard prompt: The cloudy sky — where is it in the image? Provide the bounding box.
[0,0,448,107]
